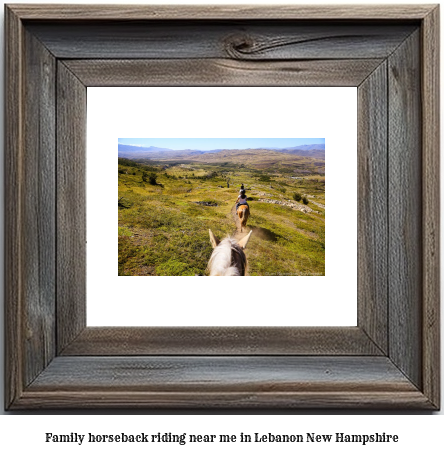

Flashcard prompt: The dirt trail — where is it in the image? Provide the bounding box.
[231,204,259,241]
[231,204,280,243]
[231,205,244,240]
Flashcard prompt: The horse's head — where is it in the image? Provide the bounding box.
[207,229,252,276]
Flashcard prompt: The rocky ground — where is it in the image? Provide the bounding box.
[257,198,320,214]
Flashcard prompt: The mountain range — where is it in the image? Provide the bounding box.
[118,143,325,160]
[118,144,173,153]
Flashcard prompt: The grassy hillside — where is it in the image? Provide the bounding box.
[118,151,325,276]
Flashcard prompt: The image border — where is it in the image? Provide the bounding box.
[4,4,440,410]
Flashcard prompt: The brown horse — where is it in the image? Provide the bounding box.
[237,204,250,233]
[207,229,252,276]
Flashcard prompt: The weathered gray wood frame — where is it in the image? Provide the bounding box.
[4,4,440,409]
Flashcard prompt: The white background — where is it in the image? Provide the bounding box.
[0,0,442,453]
[87,87,357,326]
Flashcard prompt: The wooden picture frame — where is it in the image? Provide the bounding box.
[5,4,440,409]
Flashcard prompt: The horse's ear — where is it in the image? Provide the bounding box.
[238,230,252,249]
[209,229,220,248]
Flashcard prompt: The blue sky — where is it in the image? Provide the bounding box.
[118,138,324,150]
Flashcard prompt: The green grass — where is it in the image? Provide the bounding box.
[118,158,325,276]
[118,226,133,237]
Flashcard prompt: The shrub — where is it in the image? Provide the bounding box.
[142,171,158,185]
[302,196,309,205]
[293,192,302,202]
[118,197,132,209]
[118,158,138,167]
[148,173,158,185]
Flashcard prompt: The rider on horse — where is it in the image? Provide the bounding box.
[236,188,249,211]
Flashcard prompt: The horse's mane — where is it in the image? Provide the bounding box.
[207,237,247,276]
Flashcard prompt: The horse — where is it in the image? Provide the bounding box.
[207,229,252,276]
[237,204,250,233]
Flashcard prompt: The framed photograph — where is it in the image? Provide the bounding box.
[5,4,440,409]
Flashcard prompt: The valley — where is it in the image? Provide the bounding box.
[118,146,325,276]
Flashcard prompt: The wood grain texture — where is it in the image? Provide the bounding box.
[388,31,422,389]
[4,5,440,410]
[15,390,434,410]
[4,4,24,410]
[5,9,58,409]
[64,58,383,87]
[28,356,419,391]
[421,6,440,409]
[61,327,382,356]
[7,4,435,20]
[21,28,57,387]
[27,22,416,60]
[13,356,433,409]
[56,62,87,353]
[357,62,388,354]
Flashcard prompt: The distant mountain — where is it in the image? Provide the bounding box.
[247,145,325,159]
[118,144,227,159]
[261,144,324,152]
[118,144,173,153]
[272,144,325,159]
[118,143,324,160]
[286,144,325,151]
